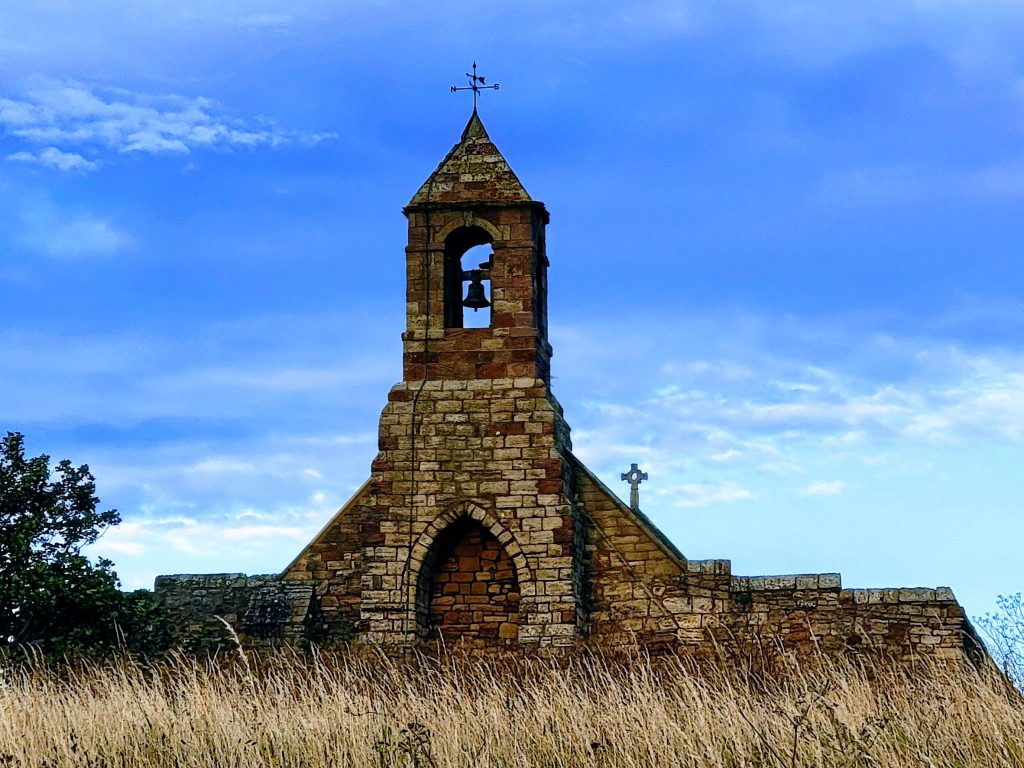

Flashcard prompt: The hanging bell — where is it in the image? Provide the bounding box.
[462,269,490,311]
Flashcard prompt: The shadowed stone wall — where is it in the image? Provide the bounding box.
[154,574,314,649]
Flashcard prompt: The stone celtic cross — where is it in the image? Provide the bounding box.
[621,463,648,512]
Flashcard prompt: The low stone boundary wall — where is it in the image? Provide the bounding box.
[154,573,315,649]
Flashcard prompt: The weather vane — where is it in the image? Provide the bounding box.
[451,62,499,112]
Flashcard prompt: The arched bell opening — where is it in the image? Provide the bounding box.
[443,225,494,330]
[414,516,521,646]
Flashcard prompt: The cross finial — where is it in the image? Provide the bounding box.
[620,463,648,512]
[451,62,499,113]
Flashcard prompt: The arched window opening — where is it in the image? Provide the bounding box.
[443,226,493,329]
[415,517,520,646]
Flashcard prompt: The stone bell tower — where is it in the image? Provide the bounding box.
[283,110,586,648]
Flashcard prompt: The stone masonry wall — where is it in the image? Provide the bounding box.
[578,459,690,647]
[573,460,975,662]
[159,466,976,663]
[280,483,369,640]
[364,375,580,647]
[154,574,314,650]
[281,375,584,648]
[726,575,973,661]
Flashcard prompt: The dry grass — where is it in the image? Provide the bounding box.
[0,647,1021,767]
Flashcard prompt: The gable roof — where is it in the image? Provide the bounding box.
[407,111,532,206]
[569,454,688,569]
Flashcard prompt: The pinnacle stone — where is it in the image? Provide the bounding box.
[462,110,490,141]
[408,111,531,205]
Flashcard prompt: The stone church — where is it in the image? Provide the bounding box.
[157,109,978,662]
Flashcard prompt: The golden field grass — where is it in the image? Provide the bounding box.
[0,647,1021,767]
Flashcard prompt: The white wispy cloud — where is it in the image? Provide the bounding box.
[0,310,399,424]
[7,146,98,171]
[902,373,1024,441]
[554,311,1024,519]
[657,481,756,508]
[102,540,146,556]
[86,485,347,587]
[709,449,743,462]
[220,524,308,541]
[800,480,846,497]
[191,458,260,476]
[0,79,335,163]
[17,203,133,258]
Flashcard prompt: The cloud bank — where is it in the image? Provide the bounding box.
[7,147,98,171]
[0,79,334,169]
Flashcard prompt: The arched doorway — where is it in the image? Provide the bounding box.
[415,516,521,646]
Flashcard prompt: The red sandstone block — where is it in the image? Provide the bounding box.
[537,479,563,494]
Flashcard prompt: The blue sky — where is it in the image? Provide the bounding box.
[2,2,1023,624]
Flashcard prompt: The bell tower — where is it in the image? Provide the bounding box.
[402,111,552,383]
[348,109,584,648]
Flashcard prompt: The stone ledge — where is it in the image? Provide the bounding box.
[685,559,732,575]
[732,573,842,591]
[155,573,279,589]
[843,587,958,604]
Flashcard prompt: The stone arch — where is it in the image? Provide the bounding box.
[441,225,495,329]
[433,215,502,244]
[407,501,531,643]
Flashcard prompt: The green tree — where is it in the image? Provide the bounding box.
[0,431,171,656]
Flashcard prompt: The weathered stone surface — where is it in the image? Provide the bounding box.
[408,112,531,205]
[155,574,314,649]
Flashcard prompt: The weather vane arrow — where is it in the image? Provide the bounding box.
[451,62,499,112]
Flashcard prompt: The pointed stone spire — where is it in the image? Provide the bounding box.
[460,110,489,141]
[407,111,531,206]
